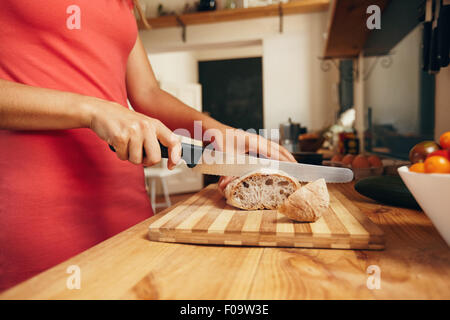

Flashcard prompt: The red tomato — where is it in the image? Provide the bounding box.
[427,149,450,161]
[424,156,450,174]
[439,131,450,149]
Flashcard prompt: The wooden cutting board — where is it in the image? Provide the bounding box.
[148,184,385,250]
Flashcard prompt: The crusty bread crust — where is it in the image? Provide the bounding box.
[278,178,329,222]
[223,169,300,210]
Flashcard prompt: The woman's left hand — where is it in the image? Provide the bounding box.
[206,127,296,191]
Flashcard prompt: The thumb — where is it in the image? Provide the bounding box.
[218,176,236,193]
[155,121,181,169]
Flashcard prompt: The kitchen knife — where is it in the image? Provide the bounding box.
[108,142,203,168]
[109,142,354,183]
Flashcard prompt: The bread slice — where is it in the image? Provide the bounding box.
[278,178,329,222]
[223,169,300,210]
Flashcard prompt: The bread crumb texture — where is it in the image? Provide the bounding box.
[278,178,330,222]
[223,170,300,210]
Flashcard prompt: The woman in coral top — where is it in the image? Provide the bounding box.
[0,0,294,291]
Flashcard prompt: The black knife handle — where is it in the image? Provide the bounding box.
[108,142,204,168]
[109,142,167,159]
[159,142,169,159]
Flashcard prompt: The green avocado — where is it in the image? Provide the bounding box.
[354,176,420,210]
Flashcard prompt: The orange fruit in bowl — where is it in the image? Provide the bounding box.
[424,156,450,174]
[439,131,450,149]
[409,162,426,173]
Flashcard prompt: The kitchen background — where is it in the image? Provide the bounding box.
[133,0,450,206]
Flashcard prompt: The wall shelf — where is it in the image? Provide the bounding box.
[323,0,390,59]
[323,0,425,59]
[138,0,330,30]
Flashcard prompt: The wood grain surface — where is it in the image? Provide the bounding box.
[148,185,384,250]
[1,183,449,300]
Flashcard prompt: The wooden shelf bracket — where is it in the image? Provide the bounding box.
[278,3,284,33]
[318,57,339,72]
[175,15,186,42]
[318,54,394,82]
[358,55,394,81]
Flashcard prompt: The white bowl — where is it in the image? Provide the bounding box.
[398,166,450,246]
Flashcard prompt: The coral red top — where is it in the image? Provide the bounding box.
[0,0,153,291]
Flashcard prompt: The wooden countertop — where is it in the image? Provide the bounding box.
[1,183,449,299]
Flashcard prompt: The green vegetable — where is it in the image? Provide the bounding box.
[354,176,420,210]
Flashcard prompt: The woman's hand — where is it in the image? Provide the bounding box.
[210,127,297,191]
[87,97,181,169]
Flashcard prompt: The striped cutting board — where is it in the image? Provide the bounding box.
[148,184,385,250]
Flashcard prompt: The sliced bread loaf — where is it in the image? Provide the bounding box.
[223,169,300,210]
[278,178,329,222]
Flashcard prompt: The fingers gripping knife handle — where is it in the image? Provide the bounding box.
[108,142,204,168]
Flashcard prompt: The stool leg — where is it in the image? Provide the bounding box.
[161,178,171,208]
[150,178,156,211]
[144,171,149,193]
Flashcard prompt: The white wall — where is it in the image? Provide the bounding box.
[263,35,310,132]
[363,26,422,134]
[141,12,335,132]
[148,51,198,83]
[435,66,450,141]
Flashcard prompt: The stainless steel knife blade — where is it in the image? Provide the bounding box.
[108,140,353,183]
[191,149,354,183]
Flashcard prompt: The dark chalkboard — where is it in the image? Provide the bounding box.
[198,57,263,131]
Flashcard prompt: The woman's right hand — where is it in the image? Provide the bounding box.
[86,97,181,169]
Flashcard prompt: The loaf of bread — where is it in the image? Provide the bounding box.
[278,178,329,222]
[223,169,300,210]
